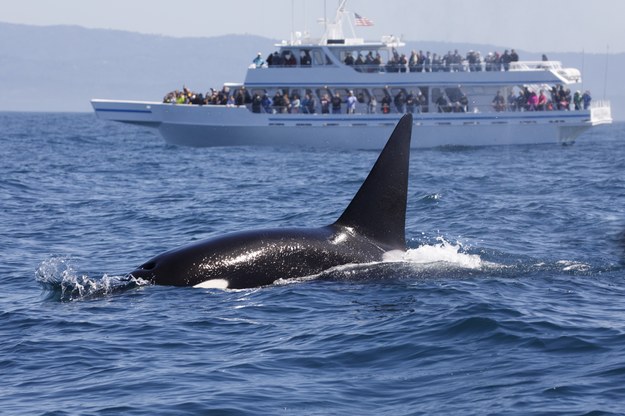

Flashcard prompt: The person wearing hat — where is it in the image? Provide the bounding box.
[252,52,265,68]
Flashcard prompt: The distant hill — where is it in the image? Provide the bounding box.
[0,22,622,120]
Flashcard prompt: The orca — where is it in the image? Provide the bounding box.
[129,114,413,289]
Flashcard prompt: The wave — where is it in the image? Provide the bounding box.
[36,257,150,302]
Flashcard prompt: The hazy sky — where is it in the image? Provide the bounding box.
[3,0,623,53]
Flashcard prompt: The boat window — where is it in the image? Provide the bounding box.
[281,50,297,67]
[251,88,267,97]
[352,88,370,104]
[316,87,332,101]
[332,87,351,101]
[417,87,429,112]
[445,87,464,101]
[300,49,312,66]
[289,89,301,100]
[371,88,390,102]
[312,49,332,65]
[390,88,407,98]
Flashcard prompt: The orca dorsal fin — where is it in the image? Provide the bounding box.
[333,114,412,250]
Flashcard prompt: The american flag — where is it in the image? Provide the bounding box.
[354,12,374,26]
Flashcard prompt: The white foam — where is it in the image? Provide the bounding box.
[557,260,591,272]
[387,238,492,270]
[194,279,229,289]
[36,256,149,301]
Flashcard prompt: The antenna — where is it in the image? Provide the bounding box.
[581,48,585,94]
[603,44,609,100]
[290,0,295,44]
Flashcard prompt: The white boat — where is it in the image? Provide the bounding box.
[91,1,612,149]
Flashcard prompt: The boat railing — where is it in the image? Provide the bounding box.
[250,58,579,76]
[252,61,524,73]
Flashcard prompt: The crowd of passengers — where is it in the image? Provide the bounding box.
[494,86,592,112]
[164,84,592,114]
[254,47,524,72]
[346,48,521,73]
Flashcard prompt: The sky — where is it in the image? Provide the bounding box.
[2,0,624,54]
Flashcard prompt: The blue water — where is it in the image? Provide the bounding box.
[2,112,625,415]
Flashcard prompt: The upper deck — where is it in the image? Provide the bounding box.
[245,41,581,90]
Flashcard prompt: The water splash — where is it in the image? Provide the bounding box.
[386,237,496,270]
[36,257,150,301]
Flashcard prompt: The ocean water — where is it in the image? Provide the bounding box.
[2,112,625,415]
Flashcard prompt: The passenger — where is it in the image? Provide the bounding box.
[527,91,538,111]
[331,92,343,114]
[485,52,494,71]
[252,53,265,68]
[432,53,442,72]
[573,91,582,110]
[290,94,301,113]
[283,93,291,113]
[399,54,408,73]
[284,52,296,67]
[272,90,285,113]
[456,93,469,112]
[303,93,316,114]
[550,86,559,108]
[516,90,529,111]
[501,50,511,71]
[563,88,572,110]
[346,91,357,114]
[409,51,419,72]
[492,91,505,112]
[344,52,355,66]
[251,93,262,113]
[507,90,518,111]
[582,90,592,109]
[300,51,312,66]
[261,93,273,113]
[466,51,477,72]
[163,91,175,103]
[394,90,406,113]
[272,51,282,66]
[321,94,330,114]
[218,87,229,105]
[510,49,519,63]
[234,90,245,106]
[191,93,204,105]
[554,85,566,110]
[415,91,425,113]
[368,95,377,114]
[364,51,375,72]
[373,52,382,67]
[417,51,426,72]
[355,53,365,72]
[537,90,547,111]
[436,93,450,112]
[381,94,392,114]
[406,91,415,113]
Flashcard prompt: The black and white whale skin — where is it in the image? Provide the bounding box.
[129,114,413,289]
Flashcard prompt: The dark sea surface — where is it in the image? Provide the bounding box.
[2,112,625,415]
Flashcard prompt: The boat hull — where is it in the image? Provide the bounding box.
[91,100,610,149]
